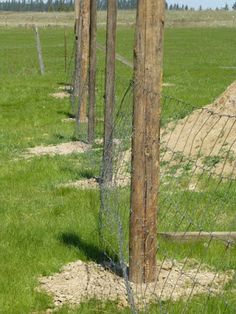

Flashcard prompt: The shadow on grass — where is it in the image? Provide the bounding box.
[57,110,75,119]
[57,81,71,85]
[59,232,118,264]
[79,169,97,180]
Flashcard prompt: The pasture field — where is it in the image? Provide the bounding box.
[0,18,236,313]
[1,10,236,27]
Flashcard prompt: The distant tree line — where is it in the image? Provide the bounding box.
[0,0,137,12]
[97,0,136,10]
[166,2,236,11]
[167,2,236,11]
[166,3,193,11]
[0,0,236,12]
[0,0,69,12]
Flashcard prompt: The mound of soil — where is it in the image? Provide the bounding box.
[25,141,90,157]
[161,82,236,177]
[39,259,233,309]
[103,82,236,182]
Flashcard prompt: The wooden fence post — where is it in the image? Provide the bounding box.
[73,0,90,123]
[64,28,67,73]
[88,0,97,144]
[34,26,45,75]
[74,0,80,36]
[102,0,117,184]
[129,0,165,284]
[73,0,81,115]
[76,0,90,124]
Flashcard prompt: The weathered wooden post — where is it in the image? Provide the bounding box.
[73,0,80,115]
[88,0,97,144]
[74,0,80,35]
[34,26,45,75]
[129,0,165,284]
[64,28,67,73]
[74,0,90,124]
[102,0,117,184]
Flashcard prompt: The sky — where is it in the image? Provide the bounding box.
[168,0,235,9]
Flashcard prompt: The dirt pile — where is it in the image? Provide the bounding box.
[59,178,99,190]
[39,259,233,309]
[161,82,236,177]
[25,141,90,157]
[107,82,236,182]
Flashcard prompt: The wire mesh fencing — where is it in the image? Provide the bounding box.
[2,20,236,314]
[73,52,133,144]
[98,80,236,313]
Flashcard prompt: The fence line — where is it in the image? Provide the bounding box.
[2,23,235,314]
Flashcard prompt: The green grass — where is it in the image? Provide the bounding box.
[0,25,235,313]
[97,26,236,125]
[98,26,236,117]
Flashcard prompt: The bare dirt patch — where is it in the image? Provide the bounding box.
[39,259,233,309]
[60,178,99,190]
[25,141,90,157]
[59,175,130,190]
[50,85,72,99]
[50,92,70,99]
[94,138,122,146]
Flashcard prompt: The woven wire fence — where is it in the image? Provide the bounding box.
[70,40,133,144]
[3,22,235,313]
[95,80,236,313]
[57,21,236,313]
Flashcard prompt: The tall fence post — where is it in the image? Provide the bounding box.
[129,0,165,284]
[77,0,90,122]
[88,0,97,144]
[64,28,67,73]
[34,26,45,75]
[73,0,80,115]
[74,0,80,34]
[76,0,90,124]
[102,0,117,184]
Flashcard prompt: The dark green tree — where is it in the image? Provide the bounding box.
[224,3,229,10]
